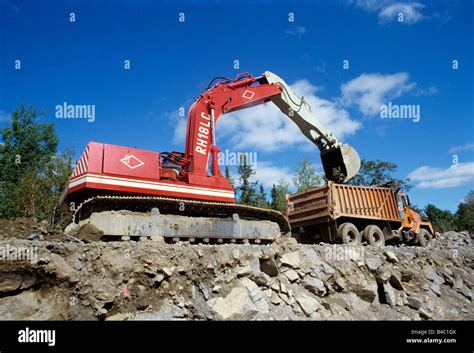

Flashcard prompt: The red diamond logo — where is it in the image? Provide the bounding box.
[242,90,255,100]
[120,154,145,169]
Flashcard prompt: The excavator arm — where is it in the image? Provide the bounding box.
[184,71,360,183]
[262,71,360,183]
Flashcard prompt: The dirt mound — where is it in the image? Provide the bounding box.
[0,230,472,320]
[0,218,64,241]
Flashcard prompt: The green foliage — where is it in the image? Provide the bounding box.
[421,190,474,233]
[270,178,290,213]
[455,190,474,233]
[254,184,269,209]
[424,204,457,233]
[236,155,257,205]
[0,105,72,226]
[293,158,322,193]
[349,159,412,191]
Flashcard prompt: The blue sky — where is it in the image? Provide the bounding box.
[1,0,473,211]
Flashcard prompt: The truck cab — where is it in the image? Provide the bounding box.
[397,192,435,247]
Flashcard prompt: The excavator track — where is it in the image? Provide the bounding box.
[71,195,290,242]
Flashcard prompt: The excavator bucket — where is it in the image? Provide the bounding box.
[320,143,361,183]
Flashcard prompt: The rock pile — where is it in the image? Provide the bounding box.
[0,231,472,320]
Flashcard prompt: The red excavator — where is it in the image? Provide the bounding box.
[61,71,360,243]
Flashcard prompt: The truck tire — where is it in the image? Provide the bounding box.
[363,225,385,247]
[338,222,361,246]
[417,228,435,248]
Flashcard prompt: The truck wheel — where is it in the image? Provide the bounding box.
[363,225,385,247]
[339,223,361,246]
[418,228,435,248]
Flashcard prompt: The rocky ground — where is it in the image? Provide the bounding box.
[0,218,472,320]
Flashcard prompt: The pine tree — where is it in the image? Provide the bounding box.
[270,178,290,213]
[236,155,257,205]
[255,184,269,208]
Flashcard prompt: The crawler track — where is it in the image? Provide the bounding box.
[72,195,291,240]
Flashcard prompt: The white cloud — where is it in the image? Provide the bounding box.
[251,161,294,189]
[340,72,415,116]
[285,26,306,38]
[165,109,187,145]
[378,2,425,24]
[449,143,474,154]
[218,79,360,152]
[351,0,425,25]
[408,162,474,189]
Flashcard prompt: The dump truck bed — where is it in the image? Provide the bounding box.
[287,182,401,229]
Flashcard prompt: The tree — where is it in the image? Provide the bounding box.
[255,184,269,208]
[0,105,72,225]
[236,154,257,205]
[348,159,412,191]
[270,178,290,213]
[293,158,322,193]
[455,189,474,233]
[424,204,457,232]
[41,150,74,227]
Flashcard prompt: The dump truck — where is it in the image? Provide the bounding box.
[287,181,435,247]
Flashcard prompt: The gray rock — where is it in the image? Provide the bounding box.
[280,251,301,269]
[407,295,423,310]
[284,269,299,283]
[0,273,23,292]
[207,287,257,319]
[134,300,185,320]
[0,290,67,320]
[375,269,391,284]
[239,278,269,313]
[162,267,174,277]
[346,292,370,312]
[457,287,472,300]
[47,253,78,282]
[383,283,397,307]
[354,282,378,303]
[251,272,271,287]
[27,233,43,241]
[303,277,327,297]
[384,250,399,263]
[425,265,445,285]
[334,277,346,292]
[294,291,320,316]
[365,257,383,272]
[430,284,441,297]
[312,263,335,283]
[62,235,84,244]
[236,265,253,277]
